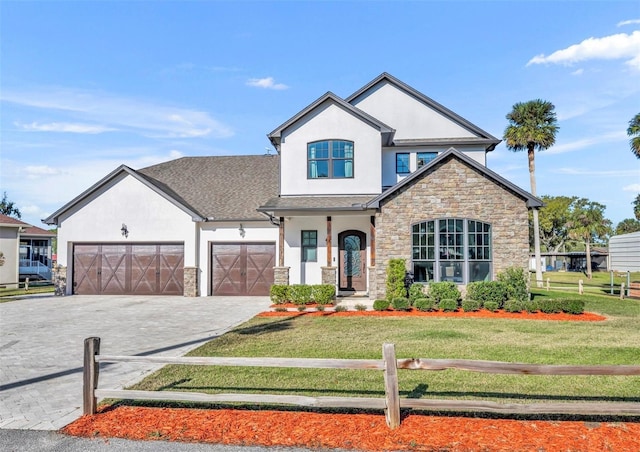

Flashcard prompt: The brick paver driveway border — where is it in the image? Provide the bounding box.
[0,294,271,430]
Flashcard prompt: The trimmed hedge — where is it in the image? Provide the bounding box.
[269,284,335,305]
[386,259,407,301]
[414,297,436,312]
[439,298,458,312]
[391,297,411,311]
[503,299,523,313]
[289,284,313,305]
[523,300,539,313]
[483,301,499,312]
[461,299,481,312]
[561,298,585,315]
[538,298,562,314]
[466,281,509,308]
[269,285,290,304]
[373,299,390,311]
[497,266,529,302]
[311,284,336,304]
[428,282,460,302]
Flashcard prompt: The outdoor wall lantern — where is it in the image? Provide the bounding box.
[121,223,129,238]
[239,224,246,238]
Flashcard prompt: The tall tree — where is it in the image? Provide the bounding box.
[615,218,640,235]
[0,192,21,219]
[628,113,640,159]
[634,194,640,221]
[536,195,577,254]
[504,100,559,285]
[566,199,611,279]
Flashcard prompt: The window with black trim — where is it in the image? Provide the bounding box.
[412,219,492,283]
[307,140,354,179]
[396,153,410,174]
[301,230,318,262]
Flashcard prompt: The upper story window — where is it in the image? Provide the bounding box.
[308,140,354,179]
[417,152,438,168]
[396,153,410,174]
[412,219,492,284]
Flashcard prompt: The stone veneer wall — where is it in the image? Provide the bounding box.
[53,265,67,296]
[373,158,530,300]
[183,267,198,297]
[321,267,337,285]
[274,267,290,285]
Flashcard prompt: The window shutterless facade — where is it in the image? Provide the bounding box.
[396,153,410,174]
[417,152,438,168]
[307,140,354,179]
[412,219,492,284]
[301,230,318,262]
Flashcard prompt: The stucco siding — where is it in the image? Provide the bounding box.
[351,81,476,140]
[373,158,530,299]
[279,103,382,196]
[56,174,196,268]
[0,227,20,287]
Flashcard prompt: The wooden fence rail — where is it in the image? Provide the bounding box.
[83,337,640,429]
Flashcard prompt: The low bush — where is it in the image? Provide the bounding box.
[354,303,368,311]
[414,297,436,312]
[274,306,288,312]
[538,298,562,314]
[466,281,509,308]
[497,266,529,302]
[311,284,336,305]
[289,285,313,305]
[391,297,411,311]
[523,300,539,313]
[408,284,425,304]
[461,299,481,312]
[373,299,390,311]
[560,298,585,315]
[439,298,458,312]
[428,282,460,302]
[297,305,307,312]
[483,301,499,312]
[315,304,325,312]
[269,285,290,304]
[503,299,523,313]
[334,305,348,312]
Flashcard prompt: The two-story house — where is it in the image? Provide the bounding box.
[45,73,541,299]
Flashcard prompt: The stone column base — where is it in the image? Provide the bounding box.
[274,267,290,286]
[368,266,378,299]
[183,267,199,297]
[321,267,337,286]
[53,265,67,296]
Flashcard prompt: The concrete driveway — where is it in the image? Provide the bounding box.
[0,294,271,430]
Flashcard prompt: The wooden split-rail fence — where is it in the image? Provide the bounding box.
[83,337,640,429]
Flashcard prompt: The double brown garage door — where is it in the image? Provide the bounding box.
[73,243,184,295]
[211,243,275,296]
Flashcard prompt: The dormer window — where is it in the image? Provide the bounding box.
[308,140,354,179]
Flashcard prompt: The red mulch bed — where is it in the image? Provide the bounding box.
[260,307,607,322]
[62,405,639,451]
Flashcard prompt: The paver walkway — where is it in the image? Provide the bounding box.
[0,294,270,430]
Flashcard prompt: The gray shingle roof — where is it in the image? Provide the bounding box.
[258,195,375,213]
[139,155,280,221]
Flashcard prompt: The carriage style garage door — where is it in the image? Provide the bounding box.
[211,243,275,296]
[73,243,184,295]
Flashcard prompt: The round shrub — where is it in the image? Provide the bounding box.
[391,297,411,311]
[315,304,325,312]
[334,305,348,312]
[373,299,390,311]
[523,299,539,313]
[289,284,313,305]
[297,305,307,312]
[439,298,458,312]
[414,297,436,312]
[461,299,481,312]
[354,303,368,311]
[408,283,425,304]
[428,282,460,302]
[561,299,585,315]
[269,285,290,304]
[483,301,499,312]
[466,281,509,308]
[503,299,523,313]
[311,284,336,304]
[497,266,529,302]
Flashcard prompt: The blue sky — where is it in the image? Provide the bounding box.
[1,1,639,229]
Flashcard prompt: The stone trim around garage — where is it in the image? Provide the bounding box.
[183,267,198,297]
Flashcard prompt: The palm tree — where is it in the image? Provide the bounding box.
[504,100,559,286]
[566,199,611,279]
[628,113,640,159]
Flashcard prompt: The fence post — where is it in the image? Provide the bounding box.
[25,277,29,292]
[382,343,400,429]
[620,283,625,300]
[578,280,583,295]
[610,270,614,295]
[83,337,101,415]
[627,271,631,298]
[546,278,550,291]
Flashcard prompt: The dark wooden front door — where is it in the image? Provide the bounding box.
[338,230,366,291]
[73,243,184,295]
[211,243,275,296]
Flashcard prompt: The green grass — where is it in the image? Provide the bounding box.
[0,284,54,301]
[130,293,640,408]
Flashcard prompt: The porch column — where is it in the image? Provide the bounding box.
[370,216,376,267]
[278,217,285,267]
[326,216,332,266]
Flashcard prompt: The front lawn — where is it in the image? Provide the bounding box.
[129,292,640,407]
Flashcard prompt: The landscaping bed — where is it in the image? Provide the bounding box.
[63,405,640,451]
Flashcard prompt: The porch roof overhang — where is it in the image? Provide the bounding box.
[257,195,377,216]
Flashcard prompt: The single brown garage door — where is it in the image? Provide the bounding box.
[73,243,184,295]
[211,242,275,296]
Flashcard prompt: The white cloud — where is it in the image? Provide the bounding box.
[246,77,289,90]
[527,30,640,70]
[1,87,234,138]
[544,131,627,155]
[571,68,584,76]
[23,165,64,178]
[618,19,640,27]
[15,121,115,134]
[168,150,184,159]
[623,183,640,192]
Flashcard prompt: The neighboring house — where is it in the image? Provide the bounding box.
[44,73,541,298]
[0,214,55,288]
[609,231,640,272]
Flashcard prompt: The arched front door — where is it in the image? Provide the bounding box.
[338,230,366,292]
